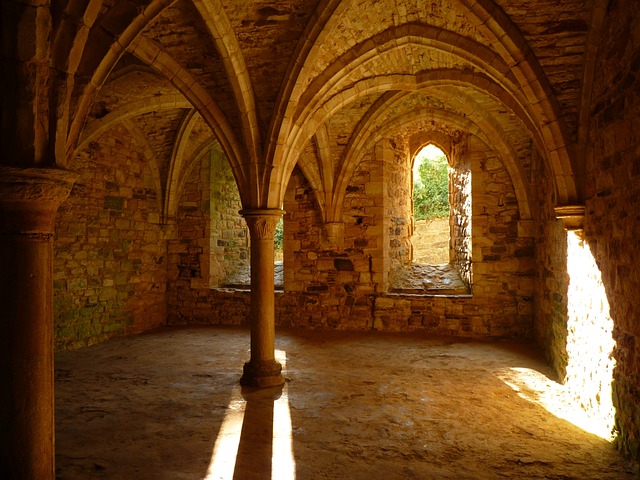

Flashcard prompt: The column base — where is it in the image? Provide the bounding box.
[239,359,285,388]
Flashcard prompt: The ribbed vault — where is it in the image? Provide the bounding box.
[46,0,592,219]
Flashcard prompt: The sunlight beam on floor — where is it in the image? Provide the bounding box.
[204,349,295,480]
[498,232,616,441]
[204,385,246,480]
[272,349,296,479]
[498,366,613,439]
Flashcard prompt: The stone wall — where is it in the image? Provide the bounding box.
[209,150,249,286]
[162,129,534,337]
[279,166,375,329]
[383,140,413,275]
[532,148,570,378]
[564,230,616,438]
[450,134,472,285]
[532,154,616,437]
[532,0,640,450]
[278,135,535,336]
[166,150,249,324]
[371,135,534,335]
[469,137,535,331]
[54,126,166,350]
[76,123,536,340]
[584,0,640,458]
[167,153,211,292]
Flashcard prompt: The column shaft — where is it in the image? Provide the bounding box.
[240,209,285,388]
[0,167,75,479]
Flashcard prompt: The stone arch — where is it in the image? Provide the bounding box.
[272,19,576,212]
[409,131,453,163]
[190,0,262,170]
[164,109,202,224]
[126,38,250,201]
[165,137,223,223]
[278,26,517,172]
[58,0,175,166]
[264,0,347,165]
[73,95,191,156]
[458,0,579,204]
[295,26,516,123]
[271,27,513,208]
[574,0,609,199]
[286,69,543,178]
[331,106,532,226]
[123,120,165,218]
[61,1,250,202]
[301,80,533,225]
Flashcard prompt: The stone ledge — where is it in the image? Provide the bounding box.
[384,292,474,299]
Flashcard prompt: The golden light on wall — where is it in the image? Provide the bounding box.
[564,231,615,439]
[499,231,616,440]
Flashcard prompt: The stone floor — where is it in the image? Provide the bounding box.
[55,327,636,479]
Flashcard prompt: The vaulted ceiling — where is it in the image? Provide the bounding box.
[55,0,599,218]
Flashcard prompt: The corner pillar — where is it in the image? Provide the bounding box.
[239,209,285,388]
[0,167,76,480]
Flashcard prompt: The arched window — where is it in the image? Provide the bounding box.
[389,138,472,295]
[412,144,450,264]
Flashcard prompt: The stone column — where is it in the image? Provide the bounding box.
[0,167,76,479]
[239,209,285,388]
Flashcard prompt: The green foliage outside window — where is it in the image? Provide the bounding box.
[413,151,449,221]
[274,217,284,251]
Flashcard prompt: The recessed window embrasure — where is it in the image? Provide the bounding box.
[390,143,471,295]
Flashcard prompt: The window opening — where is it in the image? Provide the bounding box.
[412,144,450,264]
[274,217,284,289]
[274,217,284,261]
[208,150,250,288]
[390,142,470,295]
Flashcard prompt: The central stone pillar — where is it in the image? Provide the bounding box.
[239,209,285,388]
[0,167,76,480]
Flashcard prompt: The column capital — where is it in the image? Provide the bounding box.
[240,208,284,239]
[555,205,585,231]
[322,221,344,249]
[0,166,77,235]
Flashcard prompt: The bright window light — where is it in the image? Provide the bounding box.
[498,231,616,441]
[564,231,615,439]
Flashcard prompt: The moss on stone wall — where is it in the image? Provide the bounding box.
[54,126,166,351]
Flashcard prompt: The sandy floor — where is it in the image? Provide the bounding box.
[54,327,636,479]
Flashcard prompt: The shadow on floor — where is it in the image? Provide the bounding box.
[55,326,636,479]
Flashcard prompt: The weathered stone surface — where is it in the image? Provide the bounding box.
[54,126,166,350]
[3,0,639,476]
[583,0,640,460]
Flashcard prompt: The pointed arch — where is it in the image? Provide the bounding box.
[458,0,579,204]
[329,106,532,226]
[73,94,191,156]
[272,18,577,211]
[190,0,261,168]
[60,0,176,166]
[164,109,201,223]
[126,36,247,193]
